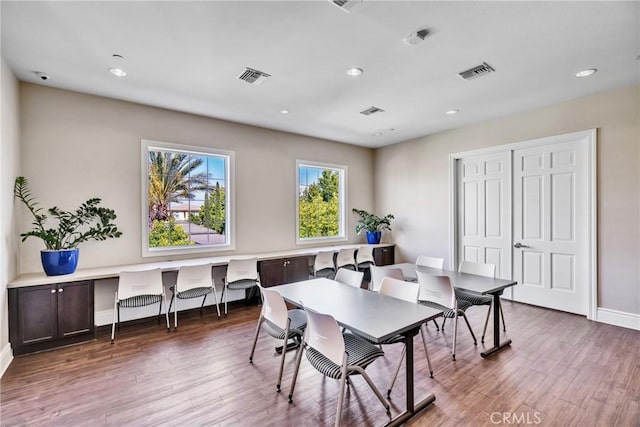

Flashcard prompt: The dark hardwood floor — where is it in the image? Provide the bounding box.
[1,299,639,426]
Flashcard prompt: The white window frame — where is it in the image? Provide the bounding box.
[141,139,235,257]
[296,160,347,245]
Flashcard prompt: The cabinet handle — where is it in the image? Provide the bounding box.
[58,288,64,293]
[51,289,56,294]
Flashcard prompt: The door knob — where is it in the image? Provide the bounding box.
[514,242,531,249]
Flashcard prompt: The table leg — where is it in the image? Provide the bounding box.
[481,291,512,358]
[385,328,436,427]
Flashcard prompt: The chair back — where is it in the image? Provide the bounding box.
[379,277,419,303]
[369,265,404,292]
[176,264,213,292]
[416,255,444,269]
[334,268,364,288]
[335,248,356,269]
[356,246,375,265]
[416,272,456,310]
[459,261,495,278]
[304,307,345,366]
[118,269,164,300]
[226,258,259,283]
[314,251,335,274]
[260,287,289,330]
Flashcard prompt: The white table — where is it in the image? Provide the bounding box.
[386,263,518,358]
[274,278,442,426]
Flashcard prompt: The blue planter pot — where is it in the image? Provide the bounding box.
[41,249,79,276]
[366,231,382,244]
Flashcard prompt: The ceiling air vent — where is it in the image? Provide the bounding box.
[360,106,385,116]
[458,62,495,80]
[329,0,363,13]
[237,67,271,85]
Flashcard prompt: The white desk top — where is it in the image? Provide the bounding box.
[8,243,394,288]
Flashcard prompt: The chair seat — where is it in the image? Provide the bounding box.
[169,286,213,300]
[305,333,385,379]
[419,299,472,318]
[119,294,162,308]
[456,290,492,306]
[263,309,307,339]
[314,268,335,279]
[226,279,258,290]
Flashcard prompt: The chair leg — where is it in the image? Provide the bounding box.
[419,324,434,378]
[288,342,305,403]
[211,286,221,319]
[162,294,170,332]
[249,316,263,363]
[200,293,208,315]
[441,317,447,330]
[461,312,477,345]
[169,294,177,331]
[432,319,440,331]
[110,296,118,343]
[499,299,506,332]
[222,283,228,316]
[157,297,162,323]
[335,356,349,427]
[276,321,292,393]
[387,345,406,398]
[452,315,458,361]
[481,303,492,343]
[352,366,391,416]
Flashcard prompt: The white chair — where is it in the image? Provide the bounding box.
[222,258,260,316]
[335,248,357,271]
[313,251,336,279]
[111,268,170,342]
[417,272,476,360]
[288,307,390,425]
[334,267,364,288]
[416,255,444,269]
[369,265,403,292]
[356,246,375,271]
[457,261,505,343]
[249,286,306,392]
[378,277,434,397]
[169,264,220,330]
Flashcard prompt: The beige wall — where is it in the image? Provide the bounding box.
[1,58,21,371]
[18,84,375,273]
[375,84,640,315]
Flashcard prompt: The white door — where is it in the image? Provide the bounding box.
[512,138,589,314]
[457,152,512,281]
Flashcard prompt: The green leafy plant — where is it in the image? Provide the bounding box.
[13,176,122,250]
[352,208,394,234]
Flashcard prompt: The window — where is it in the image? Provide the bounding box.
[296,160,346,244]
[141,140,234,257]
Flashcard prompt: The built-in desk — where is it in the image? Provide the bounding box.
[8,243,394,355]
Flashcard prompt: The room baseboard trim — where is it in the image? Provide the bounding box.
[596,308,640,331]
[0,343,14,378]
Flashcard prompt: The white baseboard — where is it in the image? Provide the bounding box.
[595,308,640,331]
[0,343,14,378]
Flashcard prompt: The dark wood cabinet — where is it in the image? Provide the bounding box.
[9,281,95,355]
[373,245,395,266]
[259,257,310,287]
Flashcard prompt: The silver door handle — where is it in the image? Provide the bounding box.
[514,242,531,249]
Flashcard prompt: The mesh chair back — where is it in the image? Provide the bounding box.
[334,268,364,288]
[260,287,289,330]
[416,255,444,269]
[379,277,419,303]
[118,269,164,301]
[459,261,495,278]
[356,246,375,265]
[176,264,213,292]
[416,272,456,310]
[304,307,345,366]
[226,258,259,283]
[336,248,356,269]
[314,251,335,274]
[369,266,404,292]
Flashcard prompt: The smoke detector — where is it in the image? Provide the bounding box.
[405,28,430,45]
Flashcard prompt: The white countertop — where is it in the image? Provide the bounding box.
[8,243,394,288]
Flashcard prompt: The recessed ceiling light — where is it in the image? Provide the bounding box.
[346,67,363,77]
[575,69,597,78]
[446,109,459,115]
[279,109,290,115]
[109,67,127,77]
[373,132,382,136]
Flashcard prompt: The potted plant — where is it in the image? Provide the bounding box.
[13,176,123,276]
[352,208,394,244]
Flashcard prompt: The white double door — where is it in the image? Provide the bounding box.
[456,131,593,315]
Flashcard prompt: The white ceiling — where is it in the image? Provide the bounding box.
[2,1,638,148]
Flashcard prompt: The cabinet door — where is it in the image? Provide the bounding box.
[259,259,288,287]
[17,285,58,345]
[285,257,311,284]
[58,281,94,338]
[374,246,395,266]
